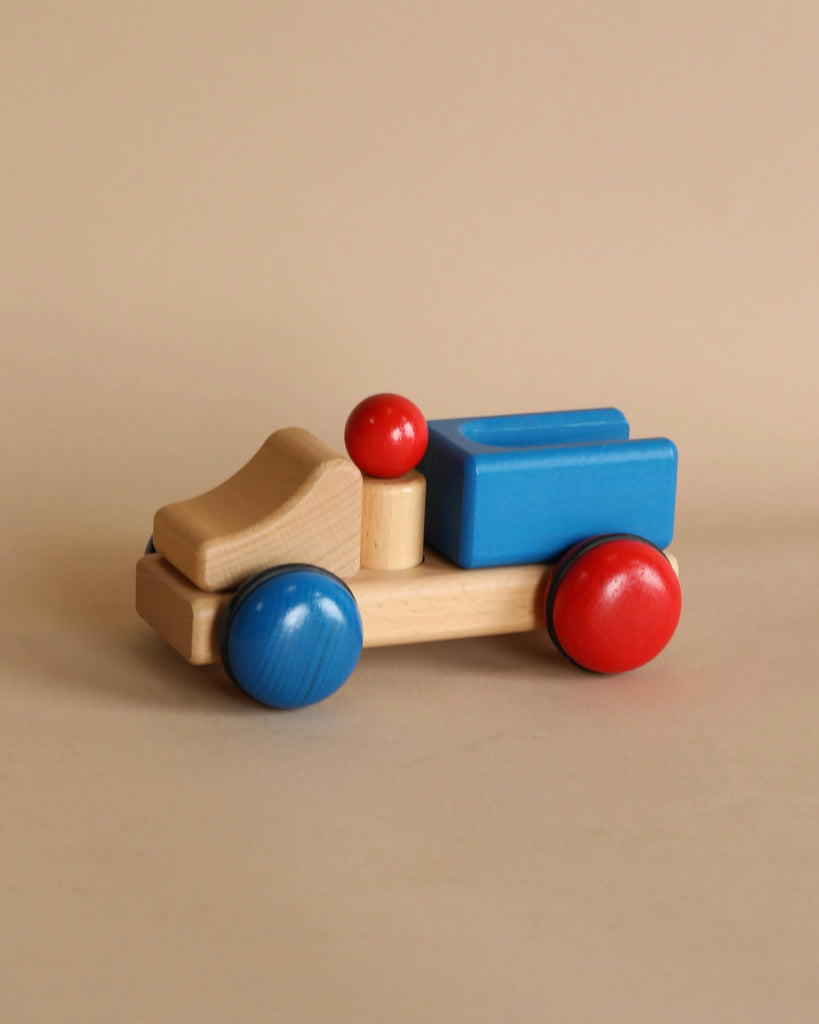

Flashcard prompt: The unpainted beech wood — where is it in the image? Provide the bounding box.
[152,428,362,592]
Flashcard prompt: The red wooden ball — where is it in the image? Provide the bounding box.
[344,394,428,478]
[544,535,681,674]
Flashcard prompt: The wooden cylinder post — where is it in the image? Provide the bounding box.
[360,470,426,570]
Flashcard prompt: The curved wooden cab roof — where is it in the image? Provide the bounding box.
[152,427,362,592]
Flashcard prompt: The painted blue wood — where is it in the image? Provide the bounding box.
[219,565,363,709]
[418,409,677,569]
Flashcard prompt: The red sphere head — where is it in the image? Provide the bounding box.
[344,393,428,478]
[544,534,681,674]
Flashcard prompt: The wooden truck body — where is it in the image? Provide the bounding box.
[136,405,681,708]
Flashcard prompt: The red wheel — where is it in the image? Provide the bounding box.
[544,534,681,674]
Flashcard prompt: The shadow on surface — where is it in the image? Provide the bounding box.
[357,630,683,709]
[5,534,249,713]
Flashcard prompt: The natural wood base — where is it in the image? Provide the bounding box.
[136,550,555,665]
[136,556,228,665]
[136,549,680,667]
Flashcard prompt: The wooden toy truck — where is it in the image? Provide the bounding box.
[136,396,681,708]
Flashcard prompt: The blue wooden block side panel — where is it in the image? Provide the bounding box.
[415,426,467,567]
[419,410,677,569]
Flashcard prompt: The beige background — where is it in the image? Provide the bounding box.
[2,2,818,1021]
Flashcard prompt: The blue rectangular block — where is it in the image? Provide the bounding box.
[418,409,677,568]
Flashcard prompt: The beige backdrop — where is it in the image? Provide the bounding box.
[2,2,818,1021]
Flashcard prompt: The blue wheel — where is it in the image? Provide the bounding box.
[218,565,363,709]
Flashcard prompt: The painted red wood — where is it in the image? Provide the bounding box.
[344,393,428,478]
[545,535,681,673]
